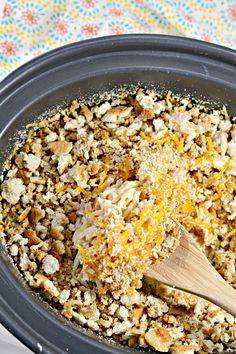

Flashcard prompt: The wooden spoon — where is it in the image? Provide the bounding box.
[145,223,236,317]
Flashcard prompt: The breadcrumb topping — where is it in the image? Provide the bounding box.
[0,90,235,353]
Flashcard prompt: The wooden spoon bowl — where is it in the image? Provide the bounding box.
[145,223,236,317]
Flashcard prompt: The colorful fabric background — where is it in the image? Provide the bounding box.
[0,0,236,82]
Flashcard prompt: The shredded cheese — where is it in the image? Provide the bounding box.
[177,137,185,152]
[27,131,37,140]
[85,208,104,227]
[26,122,46,128]
[169,132,180,144]
[178,106,186,113]
[215,159,230,180]
[72,110,233,295]
[140,131,160,144]
[73,186,89,196]
[11,142,19,159]
[56,185,68,194]
[226,229,236,238]
[5,220,11,228]
[166,90,171,103]
[121,227,132,245]
[222,106,230,120]
[140,131,178,147]
[207,136,215,153]
[137,88,144,95]
[94,167,108,194]
[120,157,131,180]
[0,219,11,228]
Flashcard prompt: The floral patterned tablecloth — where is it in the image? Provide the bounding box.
[0,0,236,81]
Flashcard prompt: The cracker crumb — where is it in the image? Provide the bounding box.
[48,141,73,155]
[1,90,235,353]
[42,255,60,274]
[1,178,25,204]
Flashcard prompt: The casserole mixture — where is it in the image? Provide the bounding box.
[0,90,235,353]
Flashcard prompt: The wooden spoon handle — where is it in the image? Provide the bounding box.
[203,274,236,317]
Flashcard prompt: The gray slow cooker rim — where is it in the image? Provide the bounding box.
[0,34,236,354]
[1,33,236,90]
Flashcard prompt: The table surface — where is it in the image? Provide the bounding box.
[0,325,32,354]
[1,0,236,81]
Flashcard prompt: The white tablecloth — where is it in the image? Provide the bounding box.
[0,325,32,353]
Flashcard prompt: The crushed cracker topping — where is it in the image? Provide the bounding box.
[0,90,235,353]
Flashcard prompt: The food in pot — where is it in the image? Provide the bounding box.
[0,89,235,353]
